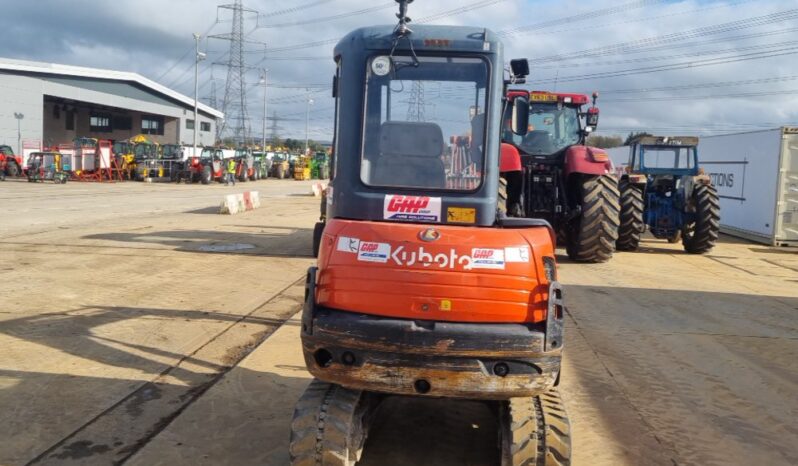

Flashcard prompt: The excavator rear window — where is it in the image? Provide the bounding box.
[360,55,489,191]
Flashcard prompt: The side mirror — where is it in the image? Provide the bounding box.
[586,107,599,129]
[511,96,529,136]
[510,59,529,78]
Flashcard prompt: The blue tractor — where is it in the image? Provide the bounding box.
[616,136,720,253]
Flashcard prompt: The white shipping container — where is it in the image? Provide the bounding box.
[605,127,798,246]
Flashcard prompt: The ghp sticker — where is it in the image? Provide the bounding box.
[357,242,391,263]
[383,195,441,222]
[470,248,505,269]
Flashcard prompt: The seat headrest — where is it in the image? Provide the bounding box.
[379,121,444,158]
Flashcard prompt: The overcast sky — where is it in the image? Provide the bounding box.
[2,0,797,141]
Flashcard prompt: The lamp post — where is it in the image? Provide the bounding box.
[259,70,268,152]
[13,112,23,155]
[193,33,206,154]
[304,91,314,156]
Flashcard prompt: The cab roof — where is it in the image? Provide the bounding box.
[637,136,699,147]
[508,89,589,105]
[335,24,501,56]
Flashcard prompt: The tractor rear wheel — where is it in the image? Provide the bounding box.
[566,175,619,263]
[277,166,286,179]
[616,180,644,251]
[201,166,212,185]
[682,184,720,254]
[289,379,375,466]
[499,389,571,466]
[238,163,248,182]
[7,162,19,178]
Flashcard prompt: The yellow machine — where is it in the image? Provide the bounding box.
[293,155,311,180]
[112,140,136,180]
[130,135,162,180]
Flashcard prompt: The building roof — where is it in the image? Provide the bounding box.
[0,57,223,119]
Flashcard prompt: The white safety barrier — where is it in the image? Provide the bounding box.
[311,181,328,197]
[219,191,261,215]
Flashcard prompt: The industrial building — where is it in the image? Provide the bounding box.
[0,57,222,153]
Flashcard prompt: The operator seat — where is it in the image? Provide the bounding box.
[372,121,446,188]
[522,130,556,154]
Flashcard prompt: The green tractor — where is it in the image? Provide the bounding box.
[26,151,70,184]
[617,136,720,253]
[309,150,330,179]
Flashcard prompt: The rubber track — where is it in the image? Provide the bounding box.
[568,175,620,263]
[502,389,571,466]
[683,184,720,254]
[289,380,365,466]
[616,180,645,251]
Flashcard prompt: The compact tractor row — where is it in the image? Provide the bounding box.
[293,1,720,465]
[1,136,328,185]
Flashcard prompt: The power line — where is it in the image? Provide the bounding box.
[529,9,798,64]
[529,45,798,84]
[498,0,659,37]
[159,21,220,85]
[264,0,513,53]
[258,0,338,19]
[599,75,798,95]
[258,2,394,28]
[532,39,798,70]
[602,88,798,103]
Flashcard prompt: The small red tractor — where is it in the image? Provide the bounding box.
[183,147,233,184]
[233,147,255,182]
[1,144,25,178]
[500,68,620,263]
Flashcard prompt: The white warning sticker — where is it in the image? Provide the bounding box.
[505,246,530,263]
[336,236,360,254]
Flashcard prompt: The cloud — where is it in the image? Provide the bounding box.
[2,0,796,140]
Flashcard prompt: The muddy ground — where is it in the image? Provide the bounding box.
[0,178,796,465]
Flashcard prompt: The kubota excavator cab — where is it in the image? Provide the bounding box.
[291,3,570,464]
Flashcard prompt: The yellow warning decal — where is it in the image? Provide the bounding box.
[447,207,476,224]
[440,300,452,311]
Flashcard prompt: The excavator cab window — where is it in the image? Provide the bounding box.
[360,55,488,191]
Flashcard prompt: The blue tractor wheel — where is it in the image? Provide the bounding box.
[616,180,645,251]
[682,184,720,254]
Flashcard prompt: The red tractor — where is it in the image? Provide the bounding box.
[183,147,229,184]
[500,63,620,262]
[1,145,25,178]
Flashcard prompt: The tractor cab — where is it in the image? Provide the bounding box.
[502,91,597,161]
[161,144,183,160]
[629,136,699,177]
[133,142,159,162]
